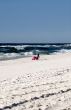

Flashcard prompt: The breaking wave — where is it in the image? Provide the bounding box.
[0,43,71,60]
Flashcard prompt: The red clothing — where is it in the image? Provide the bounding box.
[32,56,39,60]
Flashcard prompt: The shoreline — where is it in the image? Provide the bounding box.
[0,52,70,61]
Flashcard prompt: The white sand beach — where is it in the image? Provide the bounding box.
[0,53,71,110]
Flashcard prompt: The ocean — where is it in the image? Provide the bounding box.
[0,43,71,60]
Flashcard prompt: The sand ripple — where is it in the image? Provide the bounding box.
[0,67,71,110]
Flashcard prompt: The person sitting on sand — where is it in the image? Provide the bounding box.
[32,53,40,60]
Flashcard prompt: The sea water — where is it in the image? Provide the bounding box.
[0,43,71,60]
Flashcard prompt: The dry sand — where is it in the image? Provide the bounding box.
[0,53,71,110]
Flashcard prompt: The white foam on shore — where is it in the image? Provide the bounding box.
[0,53,71,110]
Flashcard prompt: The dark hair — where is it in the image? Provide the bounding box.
[37,53,39,57]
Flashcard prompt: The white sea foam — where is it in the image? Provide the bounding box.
[14,45,29,50]
[0,53,21,60]
[52,49,71,55]
[24,51,33,56]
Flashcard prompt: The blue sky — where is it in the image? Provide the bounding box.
[0,0,71,43]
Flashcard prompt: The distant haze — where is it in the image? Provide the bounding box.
[0,0,71,43]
